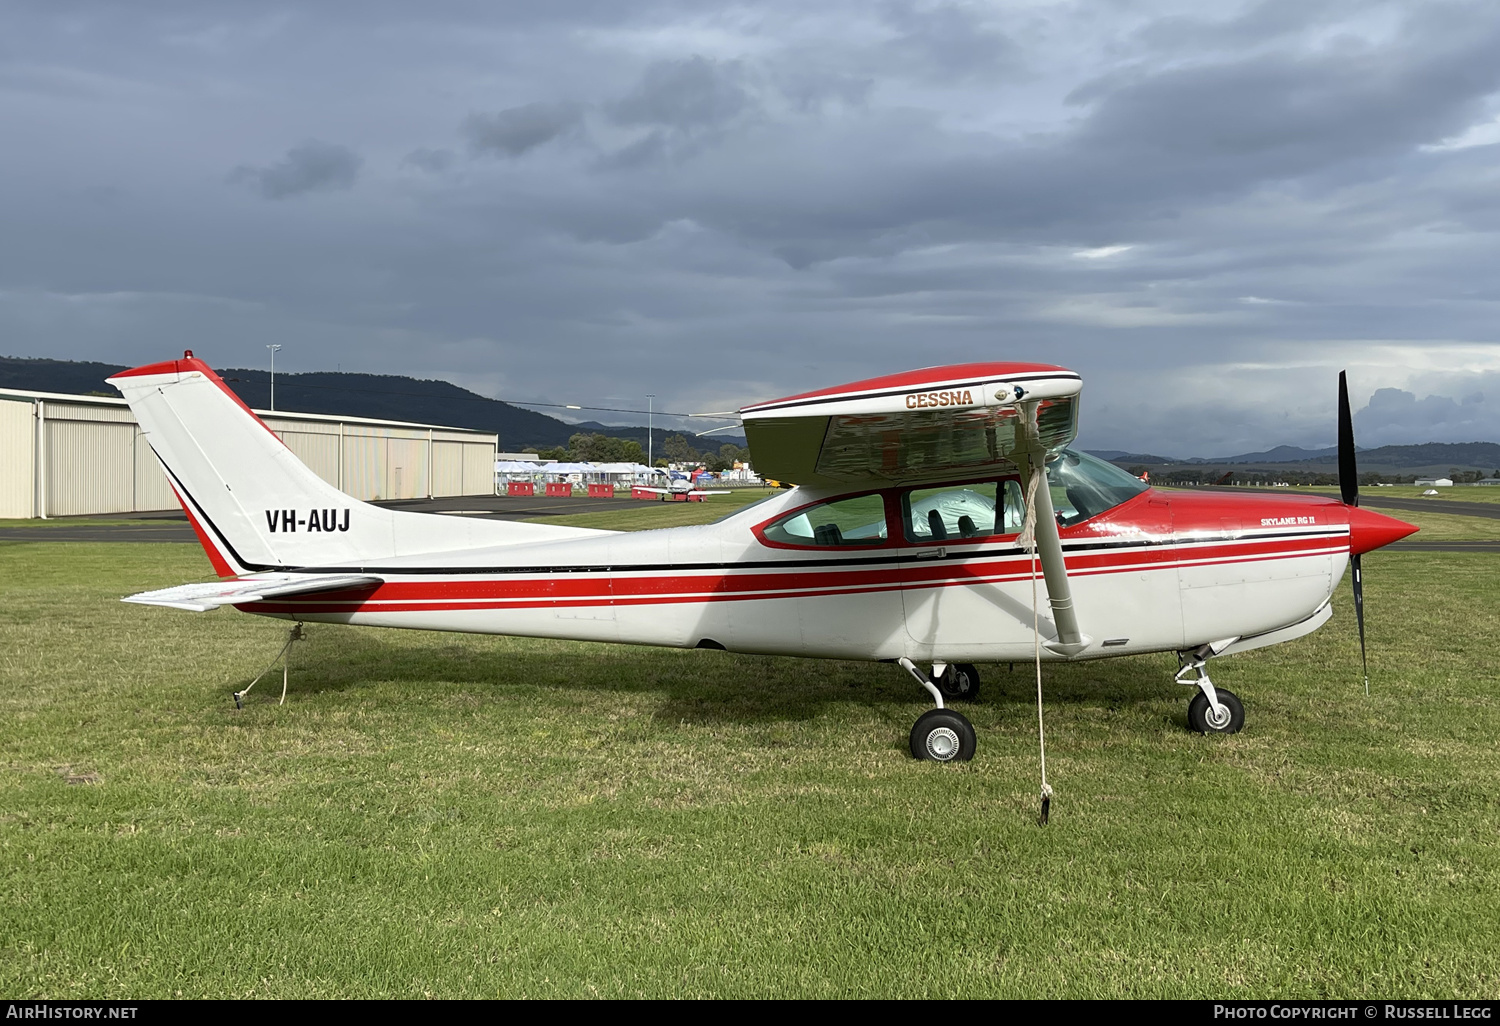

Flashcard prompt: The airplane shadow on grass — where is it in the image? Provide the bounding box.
[235,620,1184,729]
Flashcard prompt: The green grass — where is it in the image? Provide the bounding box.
[526,488,777,531]
[2,540,1498,998]
[1160,485,1499,540]
[1377,509,1500,541]
[1283,486,1500,504]
[1368,485,1500,503]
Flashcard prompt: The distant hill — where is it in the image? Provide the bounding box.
[0,355,742,452]
[1220,444,1341,464]
[1097,441,1500,483]
[1085,450,1181,464]
[1091,441,1500,472]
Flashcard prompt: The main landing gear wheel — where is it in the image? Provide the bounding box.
[1188,689,1245,734]
[936,663,980,702]
[910,708,977,762]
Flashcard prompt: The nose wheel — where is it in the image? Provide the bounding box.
[1188,689,1244,733]
[1176,653,1245,734]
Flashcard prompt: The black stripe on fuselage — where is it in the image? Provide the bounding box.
[161,454,1347,580]
[296,528,1350,578]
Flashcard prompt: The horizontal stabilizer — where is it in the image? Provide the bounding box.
[123,574,383,613]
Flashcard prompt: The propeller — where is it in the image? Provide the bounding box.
[1338,371,1368,693]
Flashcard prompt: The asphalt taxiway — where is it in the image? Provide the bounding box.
[0,493,698,545]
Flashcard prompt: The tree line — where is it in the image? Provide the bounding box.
[1132,466,1500,486]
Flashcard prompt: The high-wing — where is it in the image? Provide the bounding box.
[739,362,1082,487]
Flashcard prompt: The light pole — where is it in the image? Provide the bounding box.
[646,394,655,468]
[266,344,282,411]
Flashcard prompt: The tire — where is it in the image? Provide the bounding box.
[909,708,977,762]
[937,663,981,702]
[1187,688,1245,734]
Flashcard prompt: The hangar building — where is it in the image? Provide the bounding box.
[0,387,498,519]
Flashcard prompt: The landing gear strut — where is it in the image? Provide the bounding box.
[1175,651,1245,734]
[899,658,977,761]
[939,662,980,701]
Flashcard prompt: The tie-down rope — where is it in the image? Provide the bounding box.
[234,623,305,708]
[1018,464,1052,826]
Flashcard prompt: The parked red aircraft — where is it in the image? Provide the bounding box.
[111,356,1415,761]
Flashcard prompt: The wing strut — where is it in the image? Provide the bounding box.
[1017,403,1091,657]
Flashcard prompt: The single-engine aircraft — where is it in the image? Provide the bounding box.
[111,355,1416,762]
[636,469,731,502]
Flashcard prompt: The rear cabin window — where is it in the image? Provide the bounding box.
[903,480,1025,543]
[761,493,888,547]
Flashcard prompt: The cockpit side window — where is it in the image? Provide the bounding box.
[902,479,1025,543]
[759,492,889,548]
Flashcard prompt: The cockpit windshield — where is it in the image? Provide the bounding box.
[1047,448,1149,525]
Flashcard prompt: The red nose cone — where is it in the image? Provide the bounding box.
[1347,505,1418,555]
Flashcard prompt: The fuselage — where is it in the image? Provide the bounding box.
[249,477,1400,665]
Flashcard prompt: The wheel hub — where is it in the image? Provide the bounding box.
[1204,702,1232,730]
[926,727,961,761]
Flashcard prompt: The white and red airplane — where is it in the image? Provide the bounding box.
[635,469,731,502]
[110,354,1416,761]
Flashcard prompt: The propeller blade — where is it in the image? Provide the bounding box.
[1351,553,1368,695]
[1340,372,1369,693]
[1338,371,1359,508]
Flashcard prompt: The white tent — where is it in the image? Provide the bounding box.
[495,460,667,487]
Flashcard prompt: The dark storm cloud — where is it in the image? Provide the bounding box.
[1067,22,1500,183]
[608,56,750,131]
[463,102,584,158]
[1355,385,1498,447]
[4,0,1500,454]
[877,0,1018,81]
[229,141,362,200]
[402,148,456,173]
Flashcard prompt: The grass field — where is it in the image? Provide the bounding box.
[526,488,776,531]
[1282,486,1500,504]
[1364,509,1500,541]
[2,530,1498,998]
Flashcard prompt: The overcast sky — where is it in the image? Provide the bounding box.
[4,0,1500,455]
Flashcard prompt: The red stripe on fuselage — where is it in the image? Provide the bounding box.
[252,530,1346,615]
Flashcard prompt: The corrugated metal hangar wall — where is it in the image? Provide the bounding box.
[0,388,498,519]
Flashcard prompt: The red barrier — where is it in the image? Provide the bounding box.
[587,483,615,498]
[631,486,656,500]
[544,482,572,497]
[506,481,534,496]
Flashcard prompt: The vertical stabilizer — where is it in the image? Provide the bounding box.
[109,353,399,573]
[110,353,607,575]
